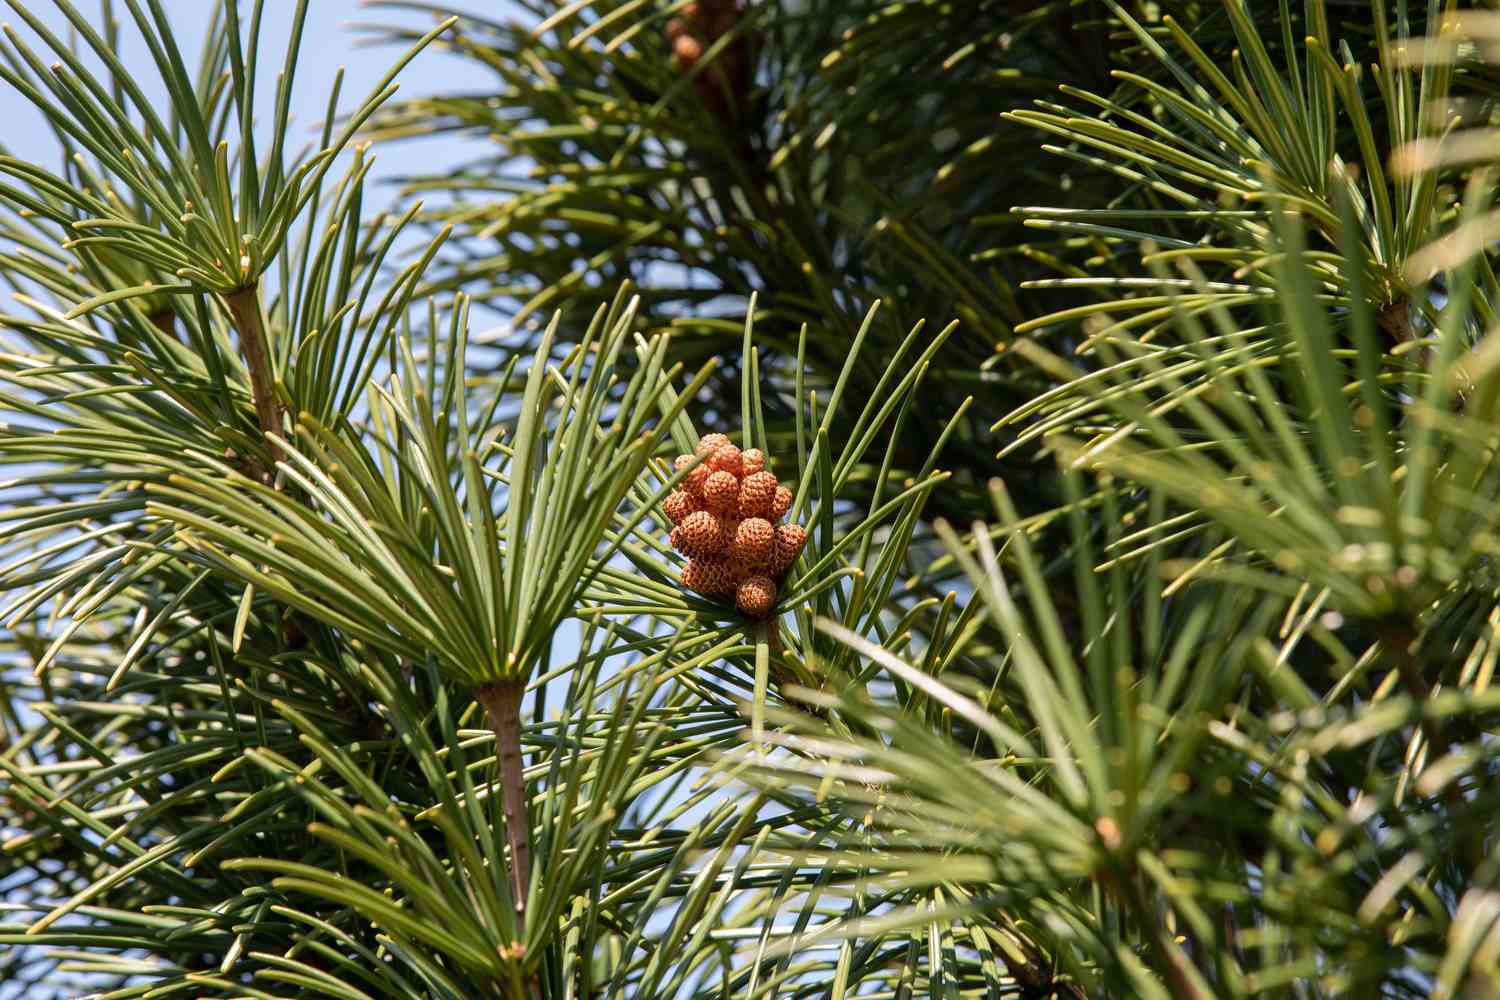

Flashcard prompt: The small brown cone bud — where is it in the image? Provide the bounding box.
[733,517,774,569]
[676,453,710,497]
[672,33,703,67]
[703,470,740,513]
[738,471,779,519]
[736,575,777,618]
[741,448,765,476]
[663,489,699,525]
[682,557,733,595]
[664,0,749,123]
[708,443,742,476]
[695,432,730,456]
[771,522,807,574]
[677,510,729,559]
[770,485,793,521]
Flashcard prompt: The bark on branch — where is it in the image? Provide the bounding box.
[475,680,532,936]
[223,284,284,465]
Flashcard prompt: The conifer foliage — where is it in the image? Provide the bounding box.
[3,1,1500,998]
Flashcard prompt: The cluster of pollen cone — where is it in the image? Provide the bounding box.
[665,434,806,618]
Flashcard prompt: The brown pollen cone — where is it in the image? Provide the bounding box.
[735,574,776,618]
[664,0,753,122]
[675,509,730,559]
[669,433,807,620]
[703,470,741,514]
[733,517,775,569]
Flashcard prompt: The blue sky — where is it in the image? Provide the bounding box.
[0,1,505,199]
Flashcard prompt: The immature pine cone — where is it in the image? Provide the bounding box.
[733,517,775,569]
[770,485,793,521]
[674,431,806,615]
[672,33,704,66]
[675,453,711,497]
[676,510,729,559]
[663,490,699,525]
[703,470,741,513]
[683,558,735,595]
[735,574,777,617]
[708,443,743,476]
[738,471,778,519]
[664,0,752,124]
[695,433,731,456]
[771,522,807,574]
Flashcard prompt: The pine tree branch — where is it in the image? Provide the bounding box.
[1126,878,1208,1000]
[475,680,532,937]
[223,283,284,470]
[1376,298,1414,344]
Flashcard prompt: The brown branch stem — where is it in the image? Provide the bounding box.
[223,284,284,465]
[148,309,181,343]
[1114,875,1206,1000]
[763,621,821,716]
[475,681,532,938]
[1376,298,1414,345]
